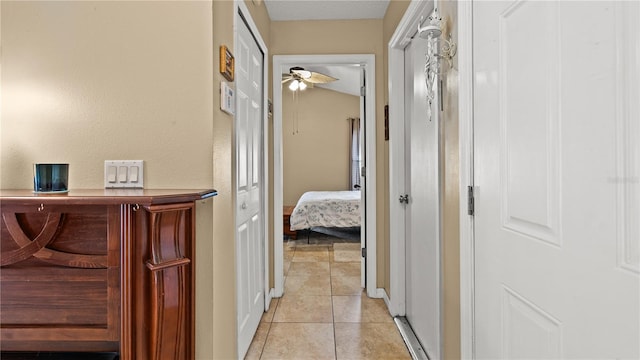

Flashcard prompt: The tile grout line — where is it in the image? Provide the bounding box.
[257,319,272,360]
[330,243,339,360]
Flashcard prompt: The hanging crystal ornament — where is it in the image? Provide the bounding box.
[424,33,438,121]
[418,8,457,122]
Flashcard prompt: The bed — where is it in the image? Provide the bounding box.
[289,190,361,231]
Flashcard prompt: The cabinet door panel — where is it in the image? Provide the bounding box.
[0,204,120,352]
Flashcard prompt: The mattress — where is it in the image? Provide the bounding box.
[289,191,361,231]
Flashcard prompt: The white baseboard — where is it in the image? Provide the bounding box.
[373,287,386,299]
[382,289,391,308]
[265,288,275,311]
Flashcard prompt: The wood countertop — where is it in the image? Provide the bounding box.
[0,189,217,206]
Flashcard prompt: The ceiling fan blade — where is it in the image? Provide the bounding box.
[281,74,293,83]
[307,72,338,84]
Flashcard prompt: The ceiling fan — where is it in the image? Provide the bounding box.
[281,66,338,91]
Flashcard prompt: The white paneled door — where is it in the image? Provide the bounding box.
[404,35,442,359]
[236,14,264,360]
[473,1,639,358]
[359,67,366,288]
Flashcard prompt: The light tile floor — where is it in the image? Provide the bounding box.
[245,233,411,360]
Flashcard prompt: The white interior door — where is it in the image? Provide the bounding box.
[359,66,366,288]
[473,1,639,358]
[404,35,442,359]
[236,15,264,360]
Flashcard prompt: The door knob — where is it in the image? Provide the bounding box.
[241,202,247,209]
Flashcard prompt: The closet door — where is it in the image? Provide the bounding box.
[404,33,442,360]
[235,12,265,360]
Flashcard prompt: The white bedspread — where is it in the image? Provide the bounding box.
[290,191,361,231]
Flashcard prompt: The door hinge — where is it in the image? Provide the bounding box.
[467,186,474,216]
[361,248,366,258]
[360,86,366,96]
[439,79,444,112]
[361,166,366,177]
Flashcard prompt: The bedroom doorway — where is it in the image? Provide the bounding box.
[273,54,378,299]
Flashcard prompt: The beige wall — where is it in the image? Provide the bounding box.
[282,87,358,205]
[0,1,218,358]
[1,1,213,190]
[439,2,461,359]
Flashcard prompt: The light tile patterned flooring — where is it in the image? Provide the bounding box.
[245,234,411,360]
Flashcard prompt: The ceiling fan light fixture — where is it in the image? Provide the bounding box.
[298,81,307,90]
[289,79,299,91]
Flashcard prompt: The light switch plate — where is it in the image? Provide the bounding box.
[104,160,144,189]
[220,82,235,115]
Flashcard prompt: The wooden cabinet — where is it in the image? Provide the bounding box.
[283,205,297,240]
[0,189,216,359]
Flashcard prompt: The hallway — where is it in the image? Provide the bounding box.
[245,234,410,359]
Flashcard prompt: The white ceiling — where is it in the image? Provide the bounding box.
[306,65,362,96]
[264,0,391,21]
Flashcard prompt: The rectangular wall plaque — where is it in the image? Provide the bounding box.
[220,45,234,82]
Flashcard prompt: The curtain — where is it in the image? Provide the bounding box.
[349,117,361,190]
